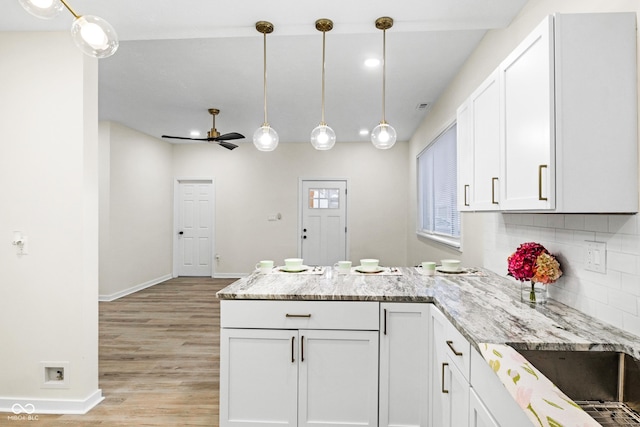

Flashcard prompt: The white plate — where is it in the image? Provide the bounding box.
[355,266,385,274]
[436,266,464,274]
[279,265,309,273]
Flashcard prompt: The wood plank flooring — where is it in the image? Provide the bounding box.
[19,277,234,427]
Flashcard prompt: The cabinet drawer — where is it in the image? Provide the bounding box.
[221,300,380,330]
[432,306,471,380]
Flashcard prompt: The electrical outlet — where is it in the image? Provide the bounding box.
[585,241,606,273]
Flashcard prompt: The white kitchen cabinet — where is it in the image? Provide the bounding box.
[430,305,471,427]
[457,69,501,211]
[457,100,474,211]
[219,300,379,427]
[499,12,637,212]
[379,303,429,427]
[469,388,500,427]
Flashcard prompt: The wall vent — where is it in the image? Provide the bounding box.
[416,102,430,111]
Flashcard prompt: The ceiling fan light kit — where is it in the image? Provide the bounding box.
[371,16,397,150]
[310,18,336,151]
[19,0,119,58]
[253,20,279,152]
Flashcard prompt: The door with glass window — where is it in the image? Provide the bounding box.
[300,180,347,266]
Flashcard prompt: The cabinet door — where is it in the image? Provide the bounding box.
[220,329,298,427]
[446,360,470,427]
[298,329,379,427]
[469,388,500,427]
[457,101,473,211]
[499,15,554,210]
[379,303,429,427]
[471,70,501,211]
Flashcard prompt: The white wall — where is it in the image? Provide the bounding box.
[408,0,640,336]
[172,140,409,274]
[0,32,101,412]
[99,122,173,300]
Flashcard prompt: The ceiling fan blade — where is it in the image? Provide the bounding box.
[212,132,245,141]
[218,141,239,150]
[162,135,209,141]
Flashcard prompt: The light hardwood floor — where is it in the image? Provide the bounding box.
[22,277,234,426]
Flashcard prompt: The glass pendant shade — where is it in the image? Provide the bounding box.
[19,0,63,19]
[253,125,279,152]
[371,122,397,150]
[70,15,119,58]
[310,124,336,151]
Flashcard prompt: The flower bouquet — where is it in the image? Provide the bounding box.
[507,242,562,303]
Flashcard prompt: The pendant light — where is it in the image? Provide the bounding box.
[310,19,336,151]
[19,0,119,58]
[371,17,397,150]
[253,21,279,152]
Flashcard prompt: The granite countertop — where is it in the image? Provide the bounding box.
[218,266,640,426]
[217,266,640,361]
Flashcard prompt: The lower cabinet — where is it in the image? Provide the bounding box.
[431,305,472,427]
[379,303,429,427]
[219,300,379,427]
[469,389,500,427]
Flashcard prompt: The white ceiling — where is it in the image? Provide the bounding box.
[1,0,528,146]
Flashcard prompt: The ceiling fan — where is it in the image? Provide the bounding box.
[162,108,245,150]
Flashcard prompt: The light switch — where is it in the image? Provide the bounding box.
[585,241,606,273]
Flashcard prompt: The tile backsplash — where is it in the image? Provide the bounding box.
[482,212,640,337]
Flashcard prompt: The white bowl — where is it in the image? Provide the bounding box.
[440,259,461,272]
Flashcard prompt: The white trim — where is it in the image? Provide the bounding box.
[98,274,172,302]
[173,178,216,278]
[213,273,247,279]
[0,389,104,415]
[297,177,350,260]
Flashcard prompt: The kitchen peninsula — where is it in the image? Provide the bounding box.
[217,267,640,427]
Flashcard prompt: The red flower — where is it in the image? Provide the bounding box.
[507,242,557,282]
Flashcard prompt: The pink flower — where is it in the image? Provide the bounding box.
[507,242,562,285]
[515,386,533,409]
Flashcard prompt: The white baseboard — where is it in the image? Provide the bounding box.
[99,274,172,302]
[213,272,246,279]
[1,389,103,415]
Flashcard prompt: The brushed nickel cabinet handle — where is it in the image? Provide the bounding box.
[442,362,449,394]
[446,340,463,356]
[464,184,470,207]
[538,165,548,201]
[383,308,387,335]
[291,336,295,363]
[301,335,305,362]
[491,177,499,204]
[286,313,311,318]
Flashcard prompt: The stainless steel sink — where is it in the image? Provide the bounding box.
[517,350,640,426]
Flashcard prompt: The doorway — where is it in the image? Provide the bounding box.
[299,179,348,266]
[173,179,214,277]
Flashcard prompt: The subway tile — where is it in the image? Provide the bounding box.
[564,215,585,230]
[621,273,640,296]
[594,232,622,252]
[595,302,624,330]
[622,311,640,338]
[533,215,548,228]
[584,215,609,233]
[609,289,638,315]
[608,251,639,275]
[609,215,638,235]
[621,234,640,256]
[547,214,565,229]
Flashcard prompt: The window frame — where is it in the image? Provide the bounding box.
[416,121,462,250]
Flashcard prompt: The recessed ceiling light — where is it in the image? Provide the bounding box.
[359,129,369,136]
[364,58,380,68]
[190,130,201,137]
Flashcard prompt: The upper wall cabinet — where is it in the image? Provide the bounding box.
[458,12,638,213]
[457,69,501,211]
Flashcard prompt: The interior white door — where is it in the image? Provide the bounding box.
[300,180,347,266]
[176,180,213,276]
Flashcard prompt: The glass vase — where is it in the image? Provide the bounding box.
[521,281,547,304]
